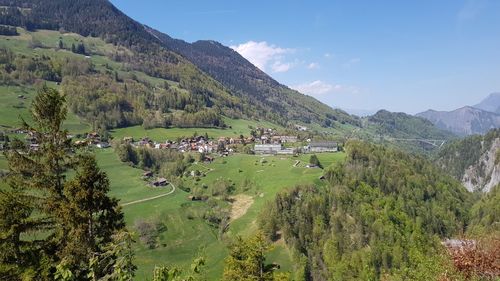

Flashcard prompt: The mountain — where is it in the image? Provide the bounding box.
[0,0,359,128]
[474,92,500,114]
[145,26,360,127]
[366,110,455,139]
[417,106,500,136]
[435,129,500,192]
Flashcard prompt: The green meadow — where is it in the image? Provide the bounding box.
[92,149,345,279]
[110,117,283,142]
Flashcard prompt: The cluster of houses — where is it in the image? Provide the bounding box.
[253,141,338,155]
[74,132,110,148]
[126,135,221,154]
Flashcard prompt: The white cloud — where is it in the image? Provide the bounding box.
[230,41,294,72]
[292,80,359,96]
[307,62,320,69]
[272,61,294,73]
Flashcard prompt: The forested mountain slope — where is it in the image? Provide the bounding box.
[146,27,360,127]
[260,141,473,280]
[435,129,500,192]
[358,110,456,154]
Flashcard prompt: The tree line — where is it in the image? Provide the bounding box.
[258,141,481,280]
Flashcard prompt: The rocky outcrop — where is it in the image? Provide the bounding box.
[462,138,500,192]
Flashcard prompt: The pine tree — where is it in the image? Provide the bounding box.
[58,154,125,278]
[0,85,71,279]
[0,86,130,279]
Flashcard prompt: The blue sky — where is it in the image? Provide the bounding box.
[110,0,500,114]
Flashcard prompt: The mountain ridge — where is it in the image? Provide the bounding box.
[417,106,500,136]
[474,92,500,114]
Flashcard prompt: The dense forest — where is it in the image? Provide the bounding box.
[259,141,487,280]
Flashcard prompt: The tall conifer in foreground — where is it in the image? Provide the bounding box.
[0,86,130,280]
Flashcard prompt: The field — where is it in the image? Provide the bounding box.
[92,149,345,279]
[0,84,90,134]
[110,117,284,142]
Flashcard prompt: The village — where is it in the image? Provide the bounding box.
[0,125,339,156]
[0,125,339,188]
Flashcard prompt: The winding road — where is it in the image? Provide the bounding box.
[121,183,176,207]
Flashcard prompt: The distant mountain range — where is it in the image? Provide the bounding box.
[417,93,500,136]
[474,92,500,114]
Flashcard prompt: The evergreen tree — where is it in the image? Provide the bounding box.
[0,85,71,279]
[58,154,125,278]
[309,154,322,168]
[0,86,130,280]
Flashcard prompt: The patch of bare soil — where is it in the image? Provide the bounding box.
[229,194,254,222]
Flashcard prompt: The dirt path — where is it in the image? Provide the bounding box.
[121,183,176,207]
[229,194,254,222]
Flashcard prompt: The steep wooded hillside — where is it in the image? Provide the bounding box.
[146,27,360,127]
[260,141,473,280]
[436,129,500,192]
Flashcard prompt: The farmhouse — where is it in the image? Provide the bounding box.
[96,142,110,149]
[152,178,169,187]
[254,144,282,154]
[279,136,298,143]
[277,148,295,155]
[308,141,338,153]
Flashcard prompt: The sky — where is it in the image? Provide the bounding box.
[110,0,500,114]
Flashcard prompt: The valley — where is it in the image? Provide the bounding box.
[0,1,498,280]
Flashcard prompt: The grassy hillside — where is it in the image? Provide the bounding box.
[93,148,344,279]
[110,118,284,142]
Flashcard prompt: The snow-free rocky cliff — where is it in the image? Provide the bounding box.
[462,137,500,192]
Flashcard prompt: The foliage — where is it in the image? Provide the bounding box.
[260,141,473,280]
[152,255,205,281]
[223,232,289,281]
[467,185,500,235]
[308,154,322,168]
[0,86,129,280]
[435,129,500,180]
[444,237,499,280]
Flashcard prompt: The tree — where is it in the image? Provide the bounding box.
[0,85,71,279]
[58,154,125,278]
[0,86,131,280]
[88,231,136,281]
[223,232,287,281]
[309,154,322,168]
